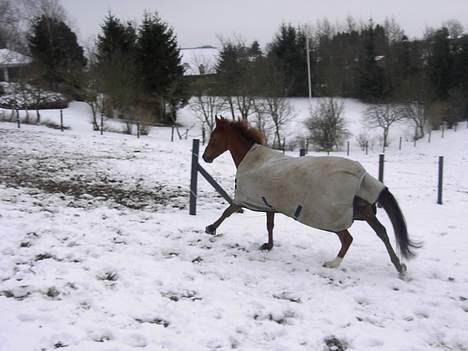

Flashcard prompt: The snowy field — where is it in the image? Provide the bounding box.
[1,101,468,351]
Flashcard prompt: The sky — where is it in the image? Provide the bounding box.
[61,0,468,48]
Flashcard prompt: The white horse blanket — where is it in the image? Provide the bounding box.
[234,145,385,232]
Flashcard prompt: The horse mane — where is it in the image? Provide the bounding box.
[228,119,265,145]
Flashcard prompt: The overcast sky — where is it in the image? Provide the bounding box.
[62,0,468,48]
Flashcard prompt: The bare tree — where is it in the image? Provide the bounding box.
[400,101,427,140]
[364,103,404,146]
[442,19,464,39]
[306,97,349,152]
[256,96,293,149]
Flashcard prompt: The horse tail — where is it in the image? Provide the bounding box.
[378,188,421,259]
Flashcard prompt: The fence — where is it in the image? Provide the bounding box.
[189,139,447,215]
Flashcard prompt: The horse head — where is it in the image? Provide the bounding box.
[202,116,230,163]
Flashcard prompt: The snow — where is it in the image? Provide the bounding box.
[180,47,219,75]
[0,49,32,67]
[1,100,468,350]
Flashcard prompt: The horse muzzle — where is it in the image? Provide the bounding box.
[202,154,213,163]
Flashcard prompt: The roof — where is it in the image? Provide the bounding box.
[0,49,32,67]
[180,46,219,76]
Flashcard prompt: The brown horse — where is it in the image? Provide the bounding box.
[202,116,420,275]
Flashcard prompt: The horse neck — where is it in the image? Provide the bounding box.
[227,131,254,168]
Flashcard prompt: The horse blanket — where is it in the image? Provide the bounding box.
[234,144,386,232]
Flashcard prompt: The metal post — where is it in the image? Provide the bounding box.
[189,139,200,215]
[171,125,175,142]
[16,109,20,128]
[441,123,445,138]
[437,156,444,205]
[299,148,306,157]
[137,121,140,138]
[100,112,104,135]
[454,122,458,132]
[346,141,350,156]
[365,141,368,155]
[399,137,402,150]
[428,130,431,143]
[202,126,206,145]
[60,109,64,132]
[378,154,384,183]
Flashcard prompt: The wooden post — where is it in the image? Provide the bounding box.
[60,109,64,132]
[16,109,20,128]
[299,148,306,157]
[378,154,384,183]
[437,156,444,205]
[137,121,140,138]
[189,139,200,215]
[346,141,350,156]
[399,137,402,150]
[100,112,104,135]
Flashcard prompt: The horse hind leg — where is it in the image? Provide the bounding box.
[323,230,353,268]
[366,214,406,275]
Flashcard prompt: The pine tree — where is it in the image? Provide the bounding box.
[426,27,452,100]
[28,15,86,89]
[268,24,308,96]
[357,22,386,100]
[135,12,188,122]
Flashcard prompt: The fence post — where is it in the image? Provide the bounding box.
[399,137,402,151]
[100,112,104,135]
[60,109,64,132]
[137,121,140,138]
[441,122,445,138]
[365,141,368,155]
[16,109,20,128]
[378,154,385,183]
[413,138,416,147]
[171,125,175,142]
[189,139,200,215]
[346,141,350,156]
[202,126,206,145]
[428,130,431,143]
[299,148,306,157]
[437,156,444,205]
[454,122,458,132]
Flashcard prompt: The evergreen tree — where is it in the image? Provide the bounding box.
[357,22,386,100]
[28,15,86,89]
[268,24,308,96]
[426,27,452,100]
[136,11,188,122]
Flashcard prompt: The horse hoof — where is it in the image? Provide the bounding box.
[205,225,216,235]
[323,257,343,269]
[398,263,408,279]
[260,243,273,251]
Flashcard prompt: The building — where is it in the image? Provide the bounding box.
[0,49,32,82]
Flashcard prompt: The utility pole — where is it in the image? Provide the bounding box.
[306,37,312,103]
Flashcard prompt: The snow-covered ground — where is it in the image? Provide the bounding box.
[1,101,468,351]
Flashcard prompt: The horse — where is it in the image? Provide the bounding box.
[202,116,420,276]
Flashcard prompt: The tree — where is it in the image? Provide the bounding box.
[136,11,188,123]
[364,103,403,146]
[306,98,349,152]
[95,14,138,118]
[426,27,452,100]
[268,24,308,96]
[357,21,387,100]
[400,101,427,140]
[28,14,86,90]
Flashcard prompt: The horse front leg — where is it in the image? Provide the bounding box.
[323,230,353,268]
[260,212,275,250]
[205,204,242,235]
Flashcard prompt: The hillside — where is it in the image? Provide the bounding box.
[1,102,468,351]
